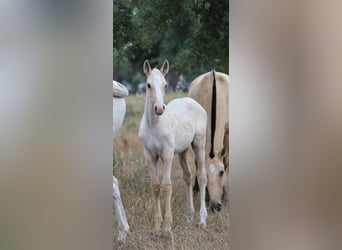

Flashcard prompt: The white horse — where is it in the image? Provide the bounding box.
[138,59,208,232]
[113,80,129,242]
[113,80,129,138]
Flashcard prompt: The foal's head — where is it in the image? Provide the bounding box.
[143,59,169,116]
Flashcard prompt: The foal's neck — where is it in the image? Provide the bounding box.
[144,93,158,126]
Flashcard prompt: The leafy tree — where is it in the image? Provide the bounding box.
[113,0,228,90]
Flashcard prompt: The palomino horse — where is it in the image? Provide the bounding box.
[188,71,229,211]
[113,80,130,242]
[138,60,208,232]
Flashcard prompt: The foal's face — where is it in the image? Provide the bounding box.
[146,70,168,115]
[143,59,169,116]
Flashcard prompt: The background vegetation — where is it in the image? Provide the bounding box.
[113,0,229,91]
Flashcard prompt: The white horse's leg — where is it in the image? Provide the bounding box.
[145,150,162,232]
[192,136,208,227]
[178,149,195,222]
[160,153,173,232]
[113,176,129,242]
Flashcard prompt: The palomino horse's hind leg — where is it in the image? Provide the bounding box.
[178,149,195,222]
[192,135,208,227]
[145,150,162,232]
[113,176,130,242]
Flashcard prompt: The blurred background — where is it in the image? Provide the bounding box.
[113,0,229,93]
[0,1,341,250]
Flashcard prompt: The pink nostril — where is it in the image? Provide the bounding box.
[154,104,164,115]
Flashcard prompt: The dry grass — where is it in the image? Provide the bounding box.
[113,92,229,249]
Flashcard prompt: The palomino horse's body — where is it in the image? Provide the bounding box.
[139,60,208,231]
[113,80,130,242]
[188,71,229,211]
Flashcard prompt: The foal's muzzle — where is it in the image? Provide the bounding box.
[154,104,165,115]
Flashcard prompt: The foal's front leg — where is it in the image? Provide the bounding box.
[160,153,173,232]
[145,150,162,232]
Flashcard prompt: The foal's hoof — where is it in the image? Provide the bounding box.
[186,215,194,223]
[117,231,128,243]
[163,227,173,240]
[153,224,161,233]
[199,222,207,230]
[163,215,172,233]
[164,224,172,233]
[153,216,162,232]
[185,209,194,222]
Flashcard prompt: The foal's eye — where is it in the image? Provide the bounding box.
[164,84,168,88]
[219,170,224,177]
[147,83,151,88]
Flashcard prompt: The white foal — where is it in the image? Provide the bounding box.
[138,60,208,232]
[113,80,129,242]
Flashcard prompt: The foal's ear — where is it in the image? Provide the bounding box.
[143,60,151,76]
[160,59,169,76]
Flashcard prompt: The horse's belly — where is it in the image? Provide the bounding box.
[174,132,193,153]
[113,98,126,139]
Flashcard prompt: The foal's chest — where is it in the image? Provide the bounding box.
[141,126,173,152]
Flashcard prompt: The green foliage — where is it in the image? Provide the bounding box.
[132,72,144,84]
[113,56,134,81]
[113,0,228,87]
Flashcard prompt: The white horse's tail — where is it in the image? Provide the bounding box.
[113,80,129,98]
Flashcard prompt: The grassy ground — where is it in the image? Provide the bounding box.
[113,92,229,249]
